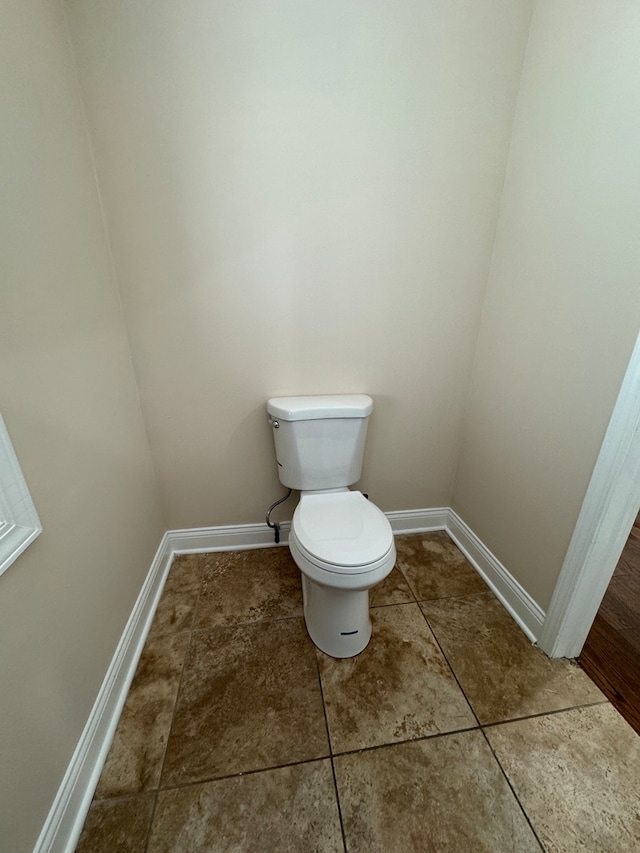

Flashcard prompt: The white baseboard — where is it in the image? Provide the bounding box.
[445,510,545,642]
[386,506,449,534]
[36,506,545,852]
[34,534,174,853]
[168,507,450,554]
[168,521,291,553]
[167,506,450,553]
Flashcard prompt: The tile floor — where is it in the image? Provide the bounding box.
[76,532,640,852]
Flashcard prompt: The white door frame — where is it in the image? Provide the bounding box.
[539,329,640,658]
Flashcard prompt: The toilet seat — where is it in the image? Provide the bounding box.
[292,491,394,573]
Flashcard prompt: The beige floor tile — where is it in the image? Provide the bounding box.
[95,631,190,798]
[334,732,541,852]
[148,591,199,638]
[395,532,488,600]
[486,704,640,851]
[75,793,155,853]
[369,565,414,607]
[318,603,475,753]
[193,546,303,629]
[161,618,328,786]
[422,593,605,723]
[164,553,210,594]
[82,544,636,853]
[149,760,343,852]
[147,553,208,639]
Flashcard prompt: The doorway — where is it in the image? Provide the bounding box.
[538,330,640,661]
[579,512,640,733]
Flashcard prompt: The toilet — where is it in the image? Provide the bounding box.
[267,394,396,657]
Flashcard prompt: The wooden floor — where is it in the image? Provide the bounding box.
[580,512,640,735]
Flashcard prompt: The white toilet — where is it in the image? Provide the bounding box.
[267,394,396,658]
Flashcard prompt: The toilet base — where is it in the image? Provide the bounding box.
[301,574,372,658]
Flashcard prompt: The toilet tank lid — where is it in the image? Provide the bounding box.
[267,394,373,421]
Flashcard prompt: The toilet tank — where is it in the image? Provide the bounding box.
[267,395,373,490]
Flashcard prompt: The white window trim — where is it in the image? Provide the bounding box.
[0,413,42,576]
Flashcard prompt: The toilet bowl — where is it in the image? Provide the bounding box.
[267,393,395,657]
[289,490,395,657]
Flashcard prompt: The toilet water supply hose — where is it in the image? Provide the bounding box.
[266,489,292,544]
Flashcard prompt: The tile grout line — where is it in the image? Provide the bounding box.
[323,723,483,761]
[189,611,304,633]
[141,791,159,853]
[370,598,415,609]
[393,559,420,604]
[314,645,349,853]
[329,759,348,853]
[416,600,482,728]
[149,723,488,796]
[143,554,210,849]
[480,698,612,730]
[371,590,490,609]
[479,728,547,852]
[143,557,206,853]
[153,754,334,796]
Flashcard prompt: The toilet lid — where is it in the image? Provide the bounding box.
[293,491,394,569]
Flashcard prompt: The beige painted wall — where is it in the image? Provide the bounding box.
[66,0,533,529]
[0,2,165,850]
[452,0,640,610]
